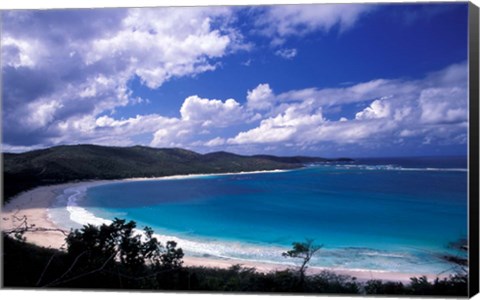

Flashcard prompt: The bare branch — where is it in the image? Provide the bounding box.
[36,252,61,286]
[4,227,69,235]
[43,252,116,287]
[3,214,69,239]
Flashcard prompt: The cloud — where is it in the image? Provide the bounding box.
[228,123,296,145]
[229,101,325,145]
[254,4,374,45]
[180,95,248,127]
[1,7,245,148]
[150,120,193,148]
[205,137,226,147]
[302,119,398,144]
[50,113,179,147]
[1,7,468,156]
[355,98,391,120]
[1,37,38,68]
[276,79,403,107]
[246,83,275,111]
[85,7,235,89]
[25,100,64,128]
[275,48,297,59]
[83,95,251,148]
[227,61,467,152]
[419,87,467,124]
[48,93,254,149]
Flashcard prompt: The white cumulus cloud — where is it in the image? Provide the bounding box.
[180,95,247,127]
[355,99,391,120]
[246,83,275,111]
[229,102,324,145]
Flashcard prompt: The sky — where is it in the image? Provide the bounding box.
[0,2,471,157]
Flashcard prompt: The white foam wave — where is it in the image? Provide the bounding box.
[333,164,467,172]
[64,184,112,227]
[142,232,433,272]
[358,251,407,258]
[149,232,290,264]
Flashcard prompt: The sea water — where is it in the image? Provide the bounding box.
[49,156,468,274]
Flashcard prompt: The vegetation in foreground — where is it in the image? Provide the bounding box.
[2,219,468,296]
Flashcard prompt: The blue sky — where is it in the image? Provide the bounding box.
[1,3,470,157]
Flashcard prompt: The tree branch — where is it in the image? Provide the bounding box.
[43,252,116,287]
[36,252,61,286]
[3,214,69,239]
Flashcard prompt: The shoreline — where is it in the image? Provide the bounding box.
[1,175,447,283]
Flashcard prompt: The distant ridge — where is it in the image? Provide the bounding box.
[2,144,351,201]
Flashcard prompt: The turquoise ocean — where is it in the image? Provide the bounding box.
[49,156,468,274]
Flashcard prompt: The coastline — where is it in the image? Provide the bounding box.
[1,176,445,283]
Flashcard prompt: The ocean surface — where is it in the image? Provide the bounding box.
[49,156,468,274]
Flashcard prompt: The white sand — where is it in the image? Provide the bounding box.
[2,183,69,249]
[1,180,443,283]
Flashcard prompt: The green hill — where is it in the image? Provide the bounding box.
[2,144,350,201]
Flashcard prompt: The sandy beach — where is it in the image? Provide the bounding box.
[1,182,78,250]
[1,179,442,283]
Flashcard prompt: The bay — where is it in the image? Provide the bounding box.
[52,156,468,274]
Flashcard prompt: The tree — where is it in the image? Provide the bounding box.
[442,238,468,274]
[282,239,322,285]
[405,238,468,296]
[51,218,184,287]
[161,241,184,269]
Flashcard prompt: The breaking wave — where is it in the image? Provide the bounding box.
[330,164,467,172]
